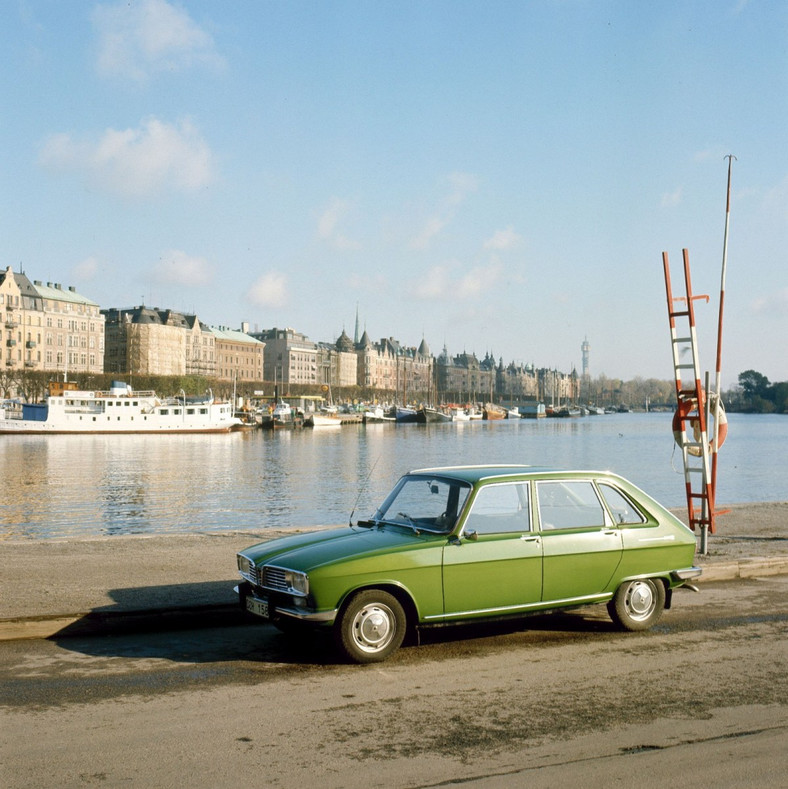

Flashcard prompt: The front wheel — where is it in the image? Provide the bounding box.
[334,590,406,663]
[607,578,665,631]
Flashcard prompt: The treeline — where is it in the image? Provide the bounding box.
[4,368,785,414]
[723,370,788,414]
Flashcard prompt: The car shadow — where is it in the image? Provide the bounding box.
[416,607,618,650]
[48,581,621,667]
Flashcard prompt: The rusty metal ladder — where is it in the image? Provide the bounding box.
[662,249,716,541]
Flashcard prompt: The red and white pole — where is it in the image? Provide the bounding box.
[711,155,735,503]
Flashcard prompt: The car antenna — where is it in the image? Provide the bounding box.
[349,456,380,528]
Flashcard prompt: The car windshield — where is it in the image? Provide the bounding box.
[370,475,472,534]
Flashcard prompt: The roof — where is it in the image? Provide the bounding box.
[211,326,264,345]
[32,280,98,307]
[406,465,617,484]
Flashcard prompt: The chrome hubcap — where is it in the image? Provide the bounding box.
[626,580,655,620]
[352,603,395,653]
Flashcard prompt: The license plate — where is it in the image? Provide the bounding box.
[246,596,269,619]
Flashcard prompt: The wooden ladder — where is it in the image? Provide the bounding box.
[662,249,716,534]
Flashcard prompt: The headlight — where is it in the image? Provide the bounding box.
[284,569,309,596]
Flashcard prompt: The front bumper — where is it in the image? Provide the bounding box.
[235,581,337,624]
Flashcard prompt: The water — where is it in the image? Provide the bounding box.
[1,413,785,541]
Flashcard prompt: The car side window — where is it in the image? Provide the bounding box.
[464,483,530,534]
[536,481,607,530]
[597,483,647,524]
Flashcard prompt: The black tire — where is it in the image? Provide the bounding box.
[334,589,406,664]
[607,578,666,631]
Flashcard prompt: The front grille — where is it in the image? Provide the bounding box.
[262,566,288,591]
[238,556,289,592]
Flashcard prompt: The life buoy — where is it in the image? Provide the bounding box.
[672,392,727,456]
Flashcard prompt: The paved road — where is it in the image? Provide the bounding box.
[2,575,786,788]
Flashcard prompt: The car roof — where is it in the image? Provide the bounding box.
[406,465,620,485]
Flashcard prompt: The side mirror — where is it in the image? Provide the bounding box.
[464,529,478,542]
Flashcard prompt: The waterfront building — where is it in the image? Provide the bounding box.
[537,367,581,405]
[316,330,358,388]
[355,333,432,399]
[436,348,495,402]
[0,266,104,382]
[102,306,216,377]
[251,327,319,386]
[212,323,265,382]
[497,360,539,400]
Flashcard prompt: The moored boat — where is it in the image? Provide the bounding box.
[0,381,241,434]
[420,406,452,423]
[483,403,507,420]
[395,406,423,423]
[519,403,546,419]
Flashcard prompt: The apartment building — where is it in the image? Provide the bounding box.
[0,266,104,377]
[103,306,216,377]
[213,324,265,382]
[251,327,319,386]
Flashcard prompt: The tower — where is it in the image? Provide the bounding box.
[581,337,590,379]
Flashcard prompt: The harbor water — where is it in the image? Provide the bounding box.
[1,412,786,541]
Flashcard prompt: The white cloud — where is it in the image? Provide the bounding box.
[417,264,452,299]
[247,271,288,308]
[763,173,788,219]
[38,117,214,198]
[71,256,102,281]
[409,260,503,302]
[317,198,361,250]
[661,186,683,207]
[446,171,480,205]
[348,272,388,292]
[152,250,213,287]
[457,261,503,299]
[92,0,224,81]
[484,226,523,251]
[410,216,447,251]
[751,288,788,315]
[410,171,479,250]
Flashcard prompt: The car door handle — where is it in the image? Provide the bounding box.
[520,535,540,542]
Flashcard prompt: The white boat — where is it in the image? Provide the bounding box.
[271,401,293,426]
[361,405,389,423]
[0,381,241,434]
[304,411,343,427]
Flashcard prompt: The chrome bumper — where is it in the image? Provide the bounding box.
[671,566,703,582]
[235,584,337,624]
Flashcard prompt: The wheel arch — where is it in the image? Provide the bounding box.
[336,582,420,639]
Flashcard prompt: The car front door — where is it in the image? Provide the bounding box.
[441,482,542,620]
[536,479,623,602]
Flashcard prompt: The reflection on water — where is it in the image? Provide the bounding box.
[1,413,785,540]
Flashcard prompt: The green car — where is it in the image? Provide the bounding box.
[236,465,701,663]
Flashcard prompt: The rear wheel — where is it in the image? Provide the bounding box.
[608,578,665,631]
[334,590,406,663]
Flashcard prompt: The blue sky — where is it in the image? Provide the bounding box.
[2,1,786,386]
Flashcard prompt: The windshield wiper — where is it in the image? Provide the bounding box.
[396,512,421,534]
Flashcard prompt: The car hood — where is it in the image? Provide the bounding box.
[239,525,439,573]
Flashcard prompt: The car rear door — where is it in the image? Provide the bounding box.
[536,479,623,602]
